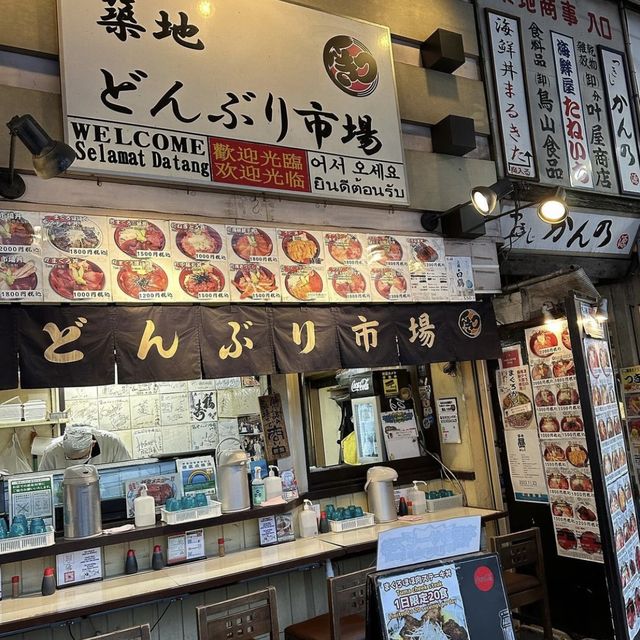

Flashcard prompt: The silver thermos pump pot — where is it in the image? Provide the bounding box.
[365,466,399,523]
[216,438,251,513]
[63,464,102,538]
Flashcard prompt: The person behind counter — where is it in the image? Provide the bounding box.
[39,425,132,470]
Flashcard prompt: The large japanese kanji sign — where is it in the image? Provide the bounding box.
[479,0,640,197]
[57,0,408,205]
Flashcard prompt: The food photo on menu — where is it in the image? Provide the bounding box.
[278,229,328,303]
[367,234,412,302]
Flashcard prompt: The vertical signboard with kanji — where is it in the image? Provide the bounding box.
[57,0,407,206]
[479,0,633,196]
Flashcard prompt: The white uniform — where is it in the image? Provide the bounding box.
[39,429,131,471]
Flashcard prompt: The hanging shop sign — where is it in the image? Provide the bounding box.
[57,0,408,206]
[0,211,474,304]
[500,207,640,255]
[480,0,637,196]
[6,302,500,389]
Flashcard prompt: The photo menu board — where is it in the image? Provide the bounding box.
[525,320,602,562]
[0,210,475,304]
[621,366,640,471]
[572,300,640,640]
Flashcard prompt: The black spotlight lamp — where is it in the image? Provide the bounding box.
[0,114,76,200]
[470,178,514,216]
[537,187,568,224]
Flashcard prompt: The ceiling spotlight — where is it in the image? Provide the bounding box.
[537,188,568,224]
[470,178,513,216]
[0,115,76,199]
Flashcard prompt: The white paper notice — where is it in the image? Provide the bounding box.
[436,398,461,444]
[377,517,481,571]
[191,422,219,450]
[65,399,100,429]
[162,424,191,454]
[97,397,131,431]
[56,548,103,587]
[160,393,189,425]
[133,428,163,458]
[129,395,160,429]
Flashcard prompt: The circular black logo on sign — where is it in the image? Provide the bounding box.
[459,309,482,339]
[323,36,379,97]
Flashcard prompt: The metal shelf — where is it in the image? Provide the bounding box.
[0,419,65,430]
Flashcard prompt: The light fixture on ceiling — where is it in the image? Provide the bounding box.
[470,178,514,216]
[0,114,76,200]
[537,187,568,224]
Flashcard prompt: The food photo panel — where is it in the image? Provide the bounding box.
[323,231,370,303]
[278,228,328,303]
[367,233,411,302]
[169,221,230,302]
[42,213,112,302]
[405,236,449,302]
[108,217,174,302]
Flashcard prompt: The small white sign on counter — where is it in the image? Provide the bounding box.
[376,516,481,571]
[436,397,461,444]
[8,474,54,527]
[56,547,103,587]
[167,528,206,565]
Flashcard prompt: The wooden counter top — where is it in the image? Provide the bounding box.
[0,507,506,634]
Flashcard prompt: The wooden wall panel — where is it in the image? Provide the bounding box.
[0,1,479,57]
[405,149,497,211]
[396,63,489,135]
[0,86,62,171]
[295,0,479,55]
[0,0,58,56]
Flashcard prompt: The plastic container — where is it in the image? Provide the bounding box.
[328,512,375,533]
[134,483,156,528]
[0,526,55,555]
[299,499,318,538]
[425,493,464,513]
[407,481,428,515]
[160,500,221,525]
[252,466,266,506]
[264,465,283,501]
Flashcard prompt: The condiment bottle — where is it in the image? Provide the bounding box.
[398,497,408,516]
[134,483,156,528]
[218,537,226,557]
[152,545,164,570]
[125,549,138,574]
[407,481,428,515]
[264,465,283,501]
[11,576,19,599]
[319,511,330,534]
[41,567,56,596]
[252,467,266,506]
[407,500,413,516]
[299,499,319,538]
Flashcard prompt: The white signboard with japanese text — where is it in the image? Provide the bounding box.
[479,0,632,196]
[486,11,537,179]
[500,207,640,255]
[57,0,408,206]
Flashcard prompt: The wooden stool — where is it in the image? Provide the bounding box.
[285,567,373,640]
[82,625,151,640]
[196,587,279,640]
[491,527,553,640]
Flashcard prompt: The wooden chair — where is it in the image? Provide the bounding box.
[284,567,373,640]
[196,587,279,640]
[491,527,553,640]
[82,625,151,640]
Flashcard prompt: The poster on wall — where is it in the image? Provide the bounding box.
[525,320,602,562]
[367,234,411,302]
[324,231,370,303]
[496,366,548,503]
[277,229,328,303]
[621,366,640,470]
[480,0,630,196]
[406,236,449,302]
[57,0,408,206]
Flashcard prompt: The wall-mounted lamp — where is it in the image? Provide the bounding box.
[0,115,76,200]
[421,183,569,239]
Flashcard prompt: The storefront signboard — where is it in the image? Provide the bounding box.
[480,0,632,196]
[500,207,640,255]
[495,366,548,503]
[258,393,291,461]
[57,0,408,206]
[525,320,602,562]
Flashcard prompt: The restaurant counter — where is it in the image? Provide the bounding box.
[0,507,506,635]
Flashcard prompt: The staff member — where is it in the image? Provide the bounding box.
[39,425,131,471]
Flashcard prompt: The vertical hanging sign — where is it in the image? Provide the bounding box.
[551,32,594,188]
[486,11,537,179]
[599,48,640,196]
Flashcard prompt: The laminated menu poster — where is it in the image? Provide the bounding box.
[177,456,217,501]
[445,256,475,302]
[8,474,54,527]
[406,236,449,302]
[367,234,411,302]
[496,366,548,503]
[583,334,640,635]
[323,231,370,303]
[621,366,640,470]
[108,217,174,302]
[377,563,469,640]
[125,474,178,517]
[278,228,328,303]
[525,321,602,562]
[169,221,230,302]
[41,214,112,303]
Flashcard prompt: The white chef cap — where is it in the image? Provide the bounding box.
[62,425,93,456]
